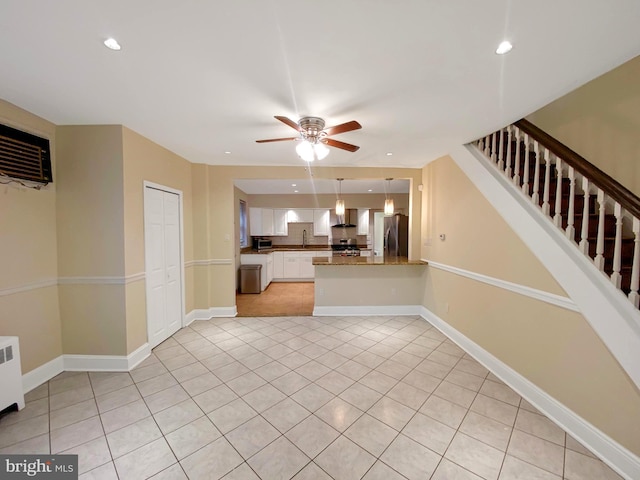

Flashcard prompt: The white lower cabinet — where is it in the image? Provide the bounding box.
[283,252,300,278]
[299,252,315,278]
[276,250,331,280]
[273,251,284,278]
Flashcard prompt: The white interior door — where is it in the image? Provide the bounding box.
[144,185,183,349]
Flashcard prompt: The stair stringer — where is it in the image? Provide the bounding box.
[451,143,640,391]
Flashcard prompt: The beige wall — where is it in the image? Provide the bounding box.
[55,126,127,355]
[0,99,62,373]
[315,265,426,307]
[528,55,640,196]
[422,155,640,455]
[56,126,125,277]
[122,127,194,353]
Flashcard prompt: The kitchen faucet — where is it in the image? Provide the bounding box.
[302,229,307,248]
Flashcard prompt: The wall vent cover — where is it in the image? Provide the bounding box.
[0,123,52,184]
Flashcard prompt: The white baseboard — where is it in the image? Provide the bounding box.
[127,343,151,370]
[21,343,151,394]
[420,306,640,480]
[313,305,423,316]
[22,356,64,394]
[186,307,238,324]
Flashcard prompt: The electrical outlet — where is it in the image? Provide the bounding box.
[318,287,324,297]
[445,302,450,313]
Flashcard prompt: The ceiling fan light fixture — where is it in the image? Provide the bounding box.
[296,139,329,162]
[314,142,329,160]
[296,141,314,162]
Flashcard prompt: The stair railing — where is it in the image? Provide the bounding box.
[474,119,640,308]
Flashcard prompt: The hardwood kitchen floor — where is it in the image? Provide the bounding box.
[236,282,315,317]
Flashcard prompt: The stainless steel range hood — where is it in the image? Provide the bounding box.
[332,208,357,228]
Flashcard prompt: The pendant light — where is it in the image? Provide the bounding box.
[384,178,394,215]
[335,178,345,216]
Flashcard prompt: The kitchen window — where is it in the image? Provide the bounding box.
[239,200,248,247]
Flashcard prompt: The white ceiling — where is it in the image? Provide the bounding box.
[235,178,410,195]
[1,1,639,172]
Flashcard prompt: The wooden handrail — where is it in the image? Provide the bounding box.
[514,118,640,220]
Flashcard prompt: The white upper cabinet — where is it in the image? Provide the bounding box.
[273,209,288,236]
[249,208,262,236]
[357,209,370,236]
[313,209,330,236]
[249,207,274,236]
[288,209,314,223]
[261,208,274,236]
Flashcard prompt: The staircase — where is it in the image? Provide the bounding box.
[475,119,640,308]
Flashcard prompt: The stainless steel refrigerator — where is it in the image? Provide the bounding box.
[384,213,409,257]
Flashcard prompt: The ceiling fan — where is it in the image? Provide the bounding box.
[256,116,362,161]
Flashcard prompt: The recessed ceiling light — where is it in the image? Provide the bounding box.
[224,151,231,154]
[103,38,121,51]
[368,189,373,192]
[294,190,299,193]
[495,41,513,55]
[386,152,393,156]
[291,184,297,187]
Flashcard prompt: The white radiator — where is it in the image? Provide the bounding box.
[0,336,25,411]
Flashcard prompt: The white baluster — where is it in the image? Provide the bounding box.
[532,141,541,205]
[610,202,623,289]
[628,217,640,308]
[541,149,551,215]
[565,166,576,241]
[522,134,531,195]
[498,129,505,171]
[553,158,563,227]
[513,127,521,186]
[491,132,497,163]
[484,135,491,157]
[579,177,590,255]
[594,190,606,271]
[505,126,513,178]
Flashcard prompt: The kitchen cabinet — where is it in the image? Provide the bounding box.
[272,251,284,278]
[313,209,330,236]
[357,209,370,236]
[273,209,288,236]
[299,252,315,278]
[283,252,300,278]
[249,208,274,236]
[288,209,314,223]
[280,250,330,279]
[240,253,273,291]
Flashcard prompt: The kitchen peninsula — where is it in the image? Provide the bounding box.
[312,255,428,316]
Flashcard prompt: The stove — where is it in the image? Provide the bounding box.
[331,244,361,256]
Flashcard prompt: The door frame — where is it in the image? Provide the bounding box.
[143,181,186,347]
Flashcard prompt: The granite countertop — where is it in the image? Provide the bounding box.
[313,256,427,266]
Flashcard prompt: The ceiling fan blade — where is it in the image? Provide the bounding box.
[323,138,360,152]
[323,120,362,136]
[256,137,298,143]
[274,116,302,132]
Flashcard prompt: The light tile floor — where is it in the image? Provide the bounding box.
[0,315,624,480]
